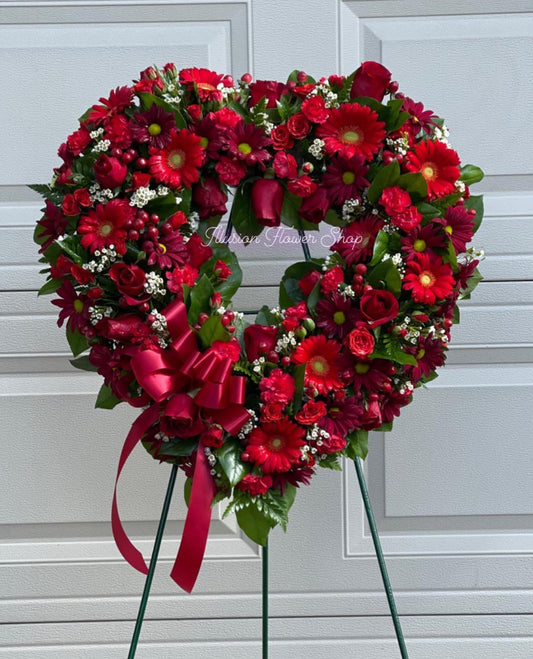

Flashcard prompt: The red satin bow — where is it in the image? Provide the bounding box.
[112,300,250,592]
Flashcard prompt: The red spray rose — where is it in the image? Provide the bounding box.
[350,61,391,101]
[160,394,206,438]
[270,124,294,150]
[236,473,273,496]
[244,324,278,361]
[273,151,298,179]
[295,399,327,425]
[360,289,399,328]
[251,178,284,227]
[287,113,310,139]
[192,177,228,220]
[299,186,330,223]
[347,327,375,357]
[93,154,128,188]
[109,263,147,305]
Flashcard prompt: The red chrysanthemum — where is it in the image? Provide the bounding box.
[87,86,133,125]
[77,199,131,255]
[315,292,359,339]
[36,201,68,253]
[179,67,224,102]
[130,105,175,149]
[400,223,447,261]
[403,252,455,304]
[144,232,187,269]
[405,140,460,199]
[292,334,343,395]
[330,214,383,266]
[317,103,386,160]
[319,396,363,436]
[224,121,272,168]
[439,204,475,253]
[51,280,90,332]
[246,418,306,473]
[350,359,391,394]
[149,129,204,189]
[322,153,369,204]
[405,334,446,382]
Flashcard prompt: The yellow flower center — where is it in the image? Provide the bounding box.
[200,136,209,148]
[421,162,437,181]
[197,82,215,91]
[159,243,167,254]
[333,311,346,325]
[148,123,162,136]
[445,225,453,235]
[355,363,370,374]
[270,437,283,450]
[342,171,355,185]
[419,271,436,287]
[342,129,361,144]
[238,142,252,155]
[99,223,113,237]
[416,348,426,360]
[413,239,426,252]
[169,150,185,169]
[73,299,84,313]
[310,356,329,375]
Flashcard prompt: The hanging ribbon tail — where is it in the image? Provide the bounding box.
[170,445,216,593]
[111,404,161,575]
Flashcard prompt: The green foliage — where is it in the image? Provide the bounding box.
[197,315,229,348]
[94,383,122,410]
[366,258,402,296]
[292,363,306,414]
[235,505,276,546]
[345,429,369,460]
[460,164,484,186]
[70,355,98,372]
[281,191,319,231]
[372,333,418,366]
[464,194,484,233]
[230,182,264,243]
[217,439,249,486]
[397,172,428,203]
[279,260,321,308]
[318,454,342,470]
[66,326,89,357]
[366,160,400,204]
[459,267,483,300]
[138,92,186,128]
[255,305,279,326]
[187,274,215,323]
[37,278,62,296]
[205,241,243,302]
[369,230,390,266]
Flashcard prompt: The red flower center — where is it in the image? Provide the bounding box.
[419,270,436,287]
[341,128,362,144]
[168,149,185,169]
[421,161,438,181]
[310,356,330,375]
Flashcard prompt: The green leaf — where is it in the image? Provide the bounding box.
[459,266,483,299]
[318,454,342,470]
[153,438,198,457]
[138,92,186,127]
[460,164,484,186]
[187,274,215,323]
[366,258,402,296]
[279,261,321,308]
[371,345,417,366]
[236,505,276,546]
[377,421,393,432]
[322,208,345,227]
[230,182,264,244]
[292,363,306,414]
[366,160,401,205]
[184,477,192,506]
[369,230,390,266]
[397,172,428,203]
[70,355,97,372]
[464,194,484,233]
[66,326,89,357]
[217,439,249,486]
[416,201,442,220]
[280,191,320,232]
[197,315,229,348]
[38,278,62,296]
[255,305,279,326]
[206,241,243,302]
[345,429,369,460]
[94,383,122,410]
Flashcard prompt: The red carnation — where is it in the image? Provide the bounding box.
[273,151,298,179]
[248,80,287,108]
[259,368,295,405]
[236,473,273,496]
[215,156,247,186]
[287,175,317,198]
[301,95,329,124]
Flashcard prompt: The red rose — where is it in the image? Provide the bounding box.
[236,473,273,496]
[350,61,391,102]
[261,401,285,422]
[273,151,298,179]
[347,327,375,357]
[214,259,232,280]
[160,394,206,438]
[360,289,399,328]
[244,324,278,361]
[201,424,224,448]
[185,234,213,268]
[131,172,152,189]
[215,156,247,186]
[287,175,317,198]
[73,188,92,207]
[62,193,80,216]
[287,112,310,138]
[380,186,411,215]
[109,263,147,304]
[295,399,327,425]
[93,154,128,188]
[270,125,294,150]
[299,186,330,223]
[360,393,382,430]
[317,433,346,454]
[301,96,329,124]
[251,178,284,227]
[298,269,321,296]
[192,177,228,220]
[96,314,149,343]
[248,80,287,108]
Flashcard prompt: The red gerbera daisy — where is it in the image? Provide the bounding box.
[246,418,306,473]
[36,201,68,253]
[51,280,90,333]
[403,252,455,304]
[149,129,204,189]
[438,204,475,254]
[292,334,343,395]
[87,86,133,125]
[405,140,460,199]
[330,214,383,266]
[179,67,224,102]
[130,105,175,149]
[77,199,131,255]
[316,103,386,160]
[224,120,272,168]
[315,292,359,339]
[322,153,369,204]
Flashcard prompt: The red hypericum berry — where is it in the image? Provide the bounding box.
[146,225,159,240]
[110,148,122,158]
[241,73,252,84]
[381,381,392,393]
[363,285,373,293]
[297,71,307,82]
[128,229,139,241]
[382,151,395,165]
[85,328,96,339]
[139,302,150,313]
[225,310,235,321]
[127,148,137,158]
[444,318,453,328]
[221,314,231,327]
[227,325,236,333]
[353,274,364,286]
[302,162,314,174]
[287,80,296,90]
[136,157,148,169]
[160,222,173,235]
[388,80,399,93]
[122,152,133,164]
[124,218,133,229]
[133,217,145,230]
[281,356,291,367]
[198,312,209,324]
[149,214,160,224]
[395,154,404,164]
[138,211,149,223]
[267,351,279,363]
[241,452,250,461]
[456,198,465,206]
[355,264,367,275]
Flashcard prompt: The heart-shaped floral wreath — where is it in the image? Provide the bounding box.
[33,61,484,591]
